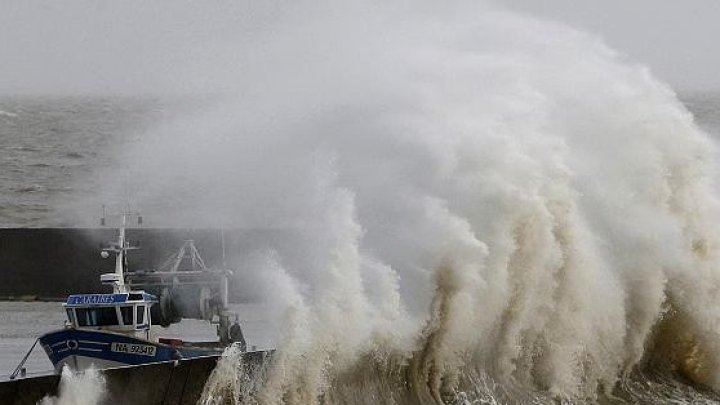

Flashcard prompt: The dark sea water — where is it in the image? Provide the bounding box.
[0,96,173,227]
[1,93,719,228]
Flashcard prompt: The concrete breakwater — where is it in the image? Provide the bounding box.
[0,228,300,302]
[0,350,271,404]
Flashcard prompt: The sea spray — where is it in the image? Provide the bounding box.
[199,344,258,405]
[38,366,104,405]
[63,1,720,403]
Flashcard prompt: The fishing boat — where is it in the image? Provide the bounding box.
[33,212,246,373]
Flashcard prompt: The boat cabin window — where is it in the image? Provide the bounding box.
[76,307,119,327]
[65,309,75,325]
[136,305,145,325]
[120,306,133,326]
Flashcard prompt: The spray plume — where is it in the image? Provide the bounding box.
[60,1,720,403]
[38,367,105,405]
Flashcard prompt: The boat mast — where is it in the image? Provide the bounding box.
[114,212,128,293]
[100,209,139,294]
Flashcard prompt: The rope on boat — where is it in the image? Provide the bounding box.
[9,338,38,380]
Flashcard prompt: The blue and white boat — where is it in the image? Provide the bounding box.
[37,212,246,373]
[39,293,182,371]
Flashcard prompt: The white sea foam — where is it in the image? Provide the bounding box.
[65,1,720,403]
[38,366,104,405]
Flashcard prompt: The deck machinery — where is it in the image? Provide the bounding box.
[124,239,245,348]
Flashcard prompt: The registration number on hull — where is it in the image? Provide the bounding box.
[111,342,157,357]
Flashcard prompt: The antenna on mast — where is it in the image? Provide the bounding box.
[99,206,142,294]
[221,227,227,268]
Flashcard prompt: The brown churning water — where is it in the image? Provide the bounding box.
[9,1,720,404]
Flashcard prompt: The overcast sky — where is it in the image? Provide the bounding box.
[504,0,720,92]
[1,1,719,95]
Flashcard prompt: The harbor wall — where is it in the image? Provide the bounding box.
[0,350,271,405]
[0,228,301,302]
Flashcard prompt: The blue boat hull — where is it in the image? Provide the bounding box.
[39,329,182,372]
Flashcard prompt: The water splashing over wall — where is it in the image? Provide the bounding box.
[61,1,720,403]
[38,367,105,405]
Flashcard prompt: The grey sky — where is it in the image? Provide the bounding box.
[1,1,718,95]
[0,1,276,96]
[504,0,720,92]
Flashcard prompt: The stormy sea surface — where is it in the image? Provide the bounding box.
[8,3,720,405]
[1,93,719,228]
[0,96,184,227]
[4,95,720,404]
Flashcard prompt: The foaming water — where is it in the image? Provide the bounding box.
[50,1,720,404]
[199,345,248,405]
[38,366,104,405]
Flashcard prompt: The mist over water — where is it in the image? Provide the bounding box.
[55,1,720,403]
